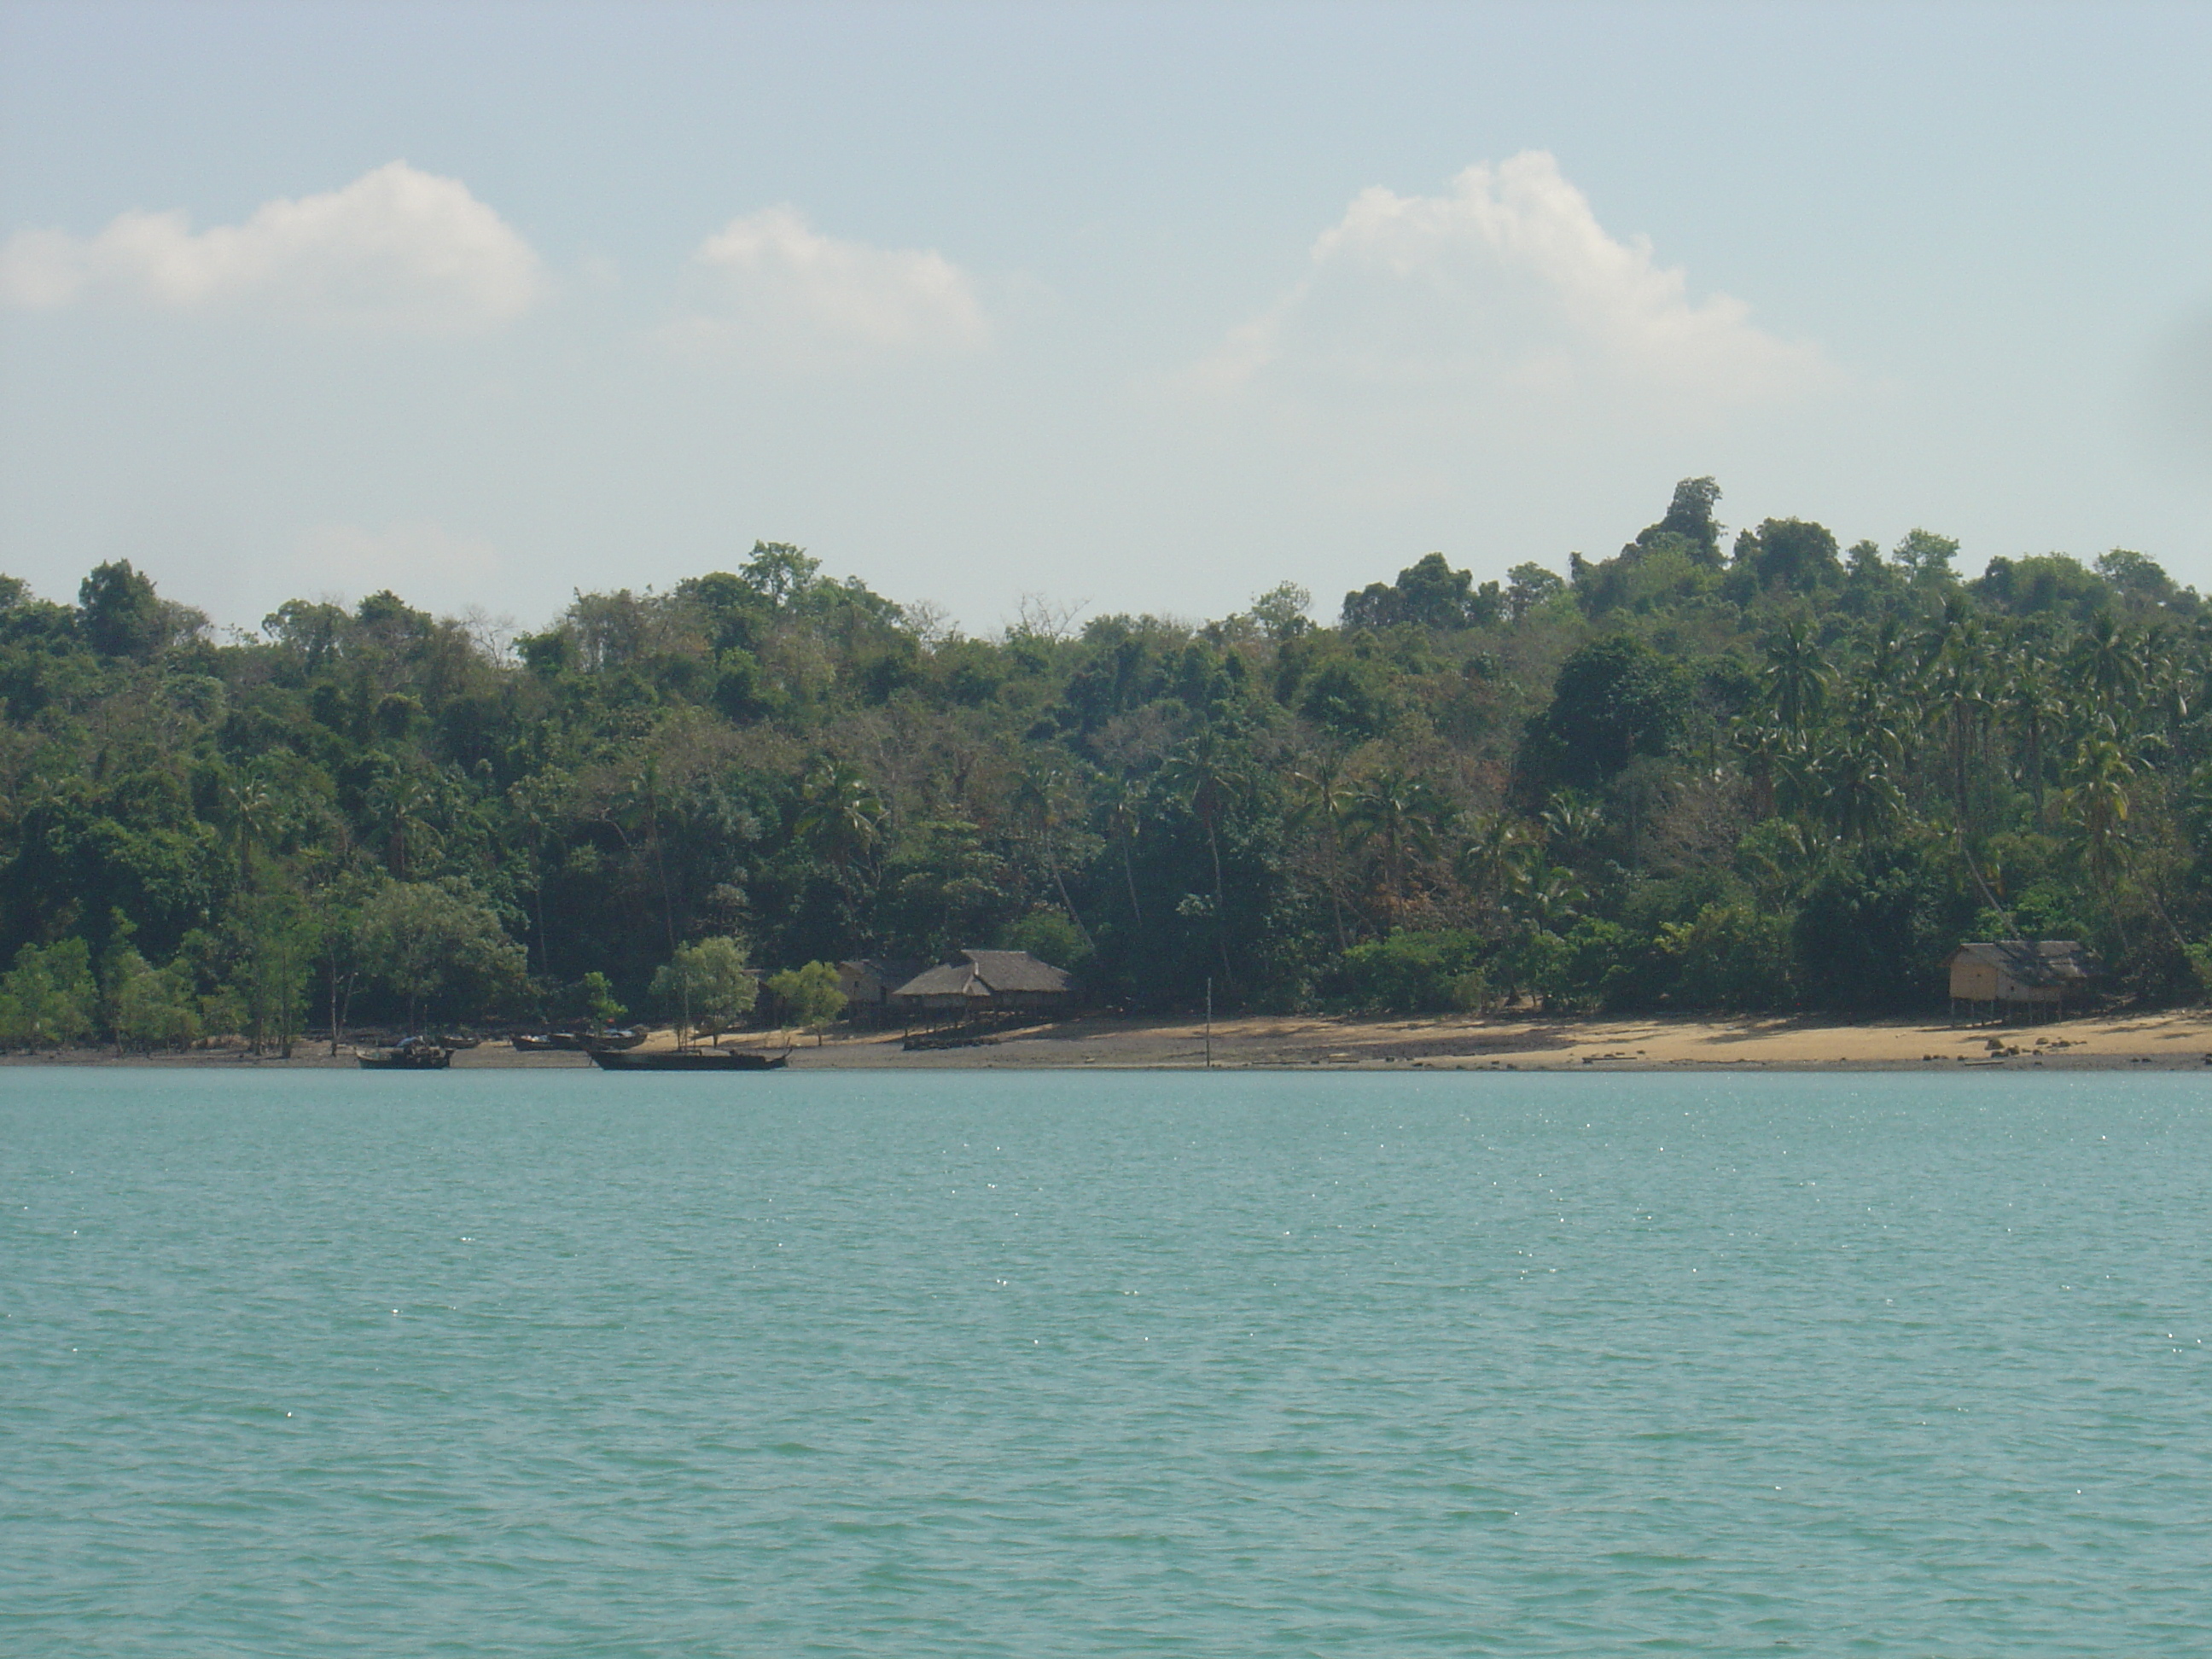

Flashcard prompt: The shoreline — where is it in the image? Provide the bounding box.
[10,1009,2212,1072]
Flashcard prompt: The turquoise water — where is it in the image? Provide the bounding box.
[3,1069,2209,1656]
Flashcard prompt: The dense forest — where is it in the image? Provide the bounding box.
[4,477,2209,1050]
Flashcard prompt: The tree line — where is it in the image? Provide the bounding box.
[3,477,2208,1050]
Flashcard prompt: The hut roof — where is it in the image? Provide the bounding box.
[891,950,1073,1000]
[840,957,926,987]
[894,961,993,999]
[958,950,1072,995]
[1947,940,2103,986]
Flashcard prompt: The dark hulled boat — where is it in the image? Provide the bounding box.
[587,1048,788,1072]
[513,1027,649,1052]
[358,1039,451,1069]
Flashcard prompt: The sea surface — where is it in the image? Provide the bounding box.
[3,1067,2209,1656]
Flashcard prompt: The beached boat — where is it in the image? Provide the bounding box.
[358,1039,451,1070]
[587,1048,788,1072]
[513,1027,649,1052]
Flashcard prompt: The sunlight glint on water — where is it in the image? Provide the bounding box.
[3,1068,2209,1656]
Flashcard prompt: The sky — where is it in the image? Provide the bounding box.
[3,0,2211,637]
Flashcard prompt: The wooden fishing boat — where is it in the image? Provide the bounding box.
[513,1027,649,1052]
[587,1048,788,1072]
[358,1039,451,1070]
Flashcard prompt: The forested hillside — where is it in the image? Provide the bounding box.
[4,478,2208,1048]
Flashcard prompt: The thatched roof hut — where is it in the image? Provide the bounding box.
[891,950,1073,1013]
[1946,940,2101,1010]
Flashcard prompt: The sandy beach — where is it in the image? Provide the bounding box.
[15,1008,2212,1071]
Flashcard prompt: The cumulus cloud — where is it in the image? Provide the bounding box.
[671,206,987,360]
[1198,151,1825,408]
[0,162,543,330]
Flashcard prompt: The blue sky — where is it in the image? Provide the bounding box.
[3,0,2210,633]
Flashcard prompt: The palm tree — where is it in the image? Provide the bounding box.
[1347,770,1451,927]
[1455,811,1537,928]
[507,776,565,978]
[1289,752,1359,949]
[1816,730,1904,842]
[1997,654,2061,825]
[1160,730,1249,981]
[1102,773,1147,929]
[364,770,436,881]
[1537,791,1605,867]
[2060,736,2133,895]
[224,770,277,890]
[1920,602,1991,829]
[795,759,886,870]
[1507,862,1586,934]
[2070,614,2143,728]
[1010,764,1092,952]
[1761,618,1830,736]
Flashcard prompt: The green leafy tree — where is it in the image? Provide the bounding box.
[766,959,846,1043]
[229,884,314,1056]
[78,560,166,659]
[0,940,96,1049]
[105,946,201,1051]
[650,937,757,1045]
[570,972,626,1028]
[356,880,527,1033]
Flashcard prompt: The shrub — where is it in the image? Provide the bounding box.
[0,940,96,1049]
[1322,930,1487,1014]
[1659,902,1796,1011]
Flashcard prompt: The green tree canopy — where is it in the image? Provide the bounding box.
[650,935,759,1045]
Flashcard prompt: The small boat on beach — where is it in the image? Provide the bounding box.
[358,1038,451,1070]
[512,1027,650,1052]
[587,1048,788,1072]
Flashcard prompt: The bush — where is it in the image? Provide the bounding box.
[1003,911,1089,975]
[0,940,96,1049]
[1321,930,1487,1014]
[1793,844,1972,1010]
[1659,902,1796,1011]
[105,946,201,1051]
[1546,918,1650,1013]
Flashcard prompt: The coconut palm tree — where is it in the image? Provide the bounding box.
[1761,617,1830,736]
[1101,772,1147,930]
[1160,729,1249,980]
[1455,811,1538,928]
[1289,751,1360,949]
[1010,763,1092,952]
[1348,769,1452,927]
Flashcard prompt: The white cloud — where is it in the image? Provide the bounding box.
[1198,151,1825,408]
[0,162,543,330]
[672,205,988,360]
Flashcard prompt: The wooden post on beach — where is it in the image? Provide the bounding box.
[1205,977,1213,1070]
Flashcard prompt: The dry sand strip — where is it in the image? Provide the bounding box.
[647,1010,2212,1071]
[14,1010,2212,1069]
